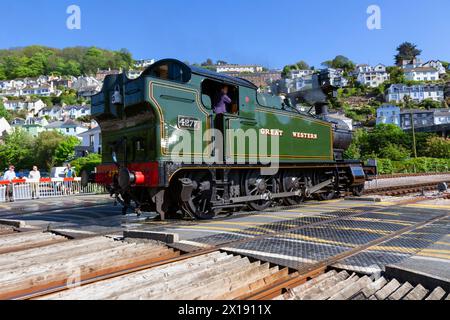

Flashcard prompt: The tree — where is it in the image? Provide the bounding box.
[54,136,80,164]
[0,101,12,122]
[33,131,66,170]
[362,124,410,158]
[282,60,311,77]
[70,153,102,173]
[425,137,450,158]
[0,45,134,80]
[322,55,355,72]
[418,98,441,110]
[379,143,410,161]
[201,59,214,66]
[395,42,422,66]
[386,66,406,84]
[81,47,107,75]
[0,128,34,170]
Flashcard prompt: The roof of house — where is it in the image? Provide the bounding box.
[77,126,101,137]
[404,67,438,73]
[46,119,82,129]
[388,84,444,91]
[400,109,435,114]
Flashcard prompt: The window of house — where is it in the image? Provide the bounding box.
[66,128,70,133]
[89,135,94,147]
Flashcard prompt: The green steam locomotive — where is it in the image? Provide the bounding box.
[89,59,376,219]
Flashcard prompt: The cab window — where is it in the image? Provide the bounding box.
[201,79,239,114]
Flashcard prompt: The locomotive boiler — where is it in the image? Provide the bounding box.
[86,59,376,220]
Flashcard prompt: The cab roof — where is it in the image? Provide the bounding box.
[143,59,258,89]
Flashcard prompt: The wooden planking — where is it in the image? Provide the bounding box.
[0,231,68,255]
[0,237,176,300]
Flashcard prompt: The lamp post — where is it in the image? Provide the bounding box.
[411,110,418,159]
[410,110,418,174]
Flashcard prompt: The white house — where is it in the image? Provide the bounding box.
[3,99,46,115]
[38,106,63,120]
[61,105,91,119]
[434,110,450,125]
[134,59,155,69]
[216,64,263,74]
[45,119,88,138]
[355,64,390,87]
[22,84,55,96]
[421,60,447,75]
[72,76,102,98]
[404,67,440,82]
[77,126,102,156]
[386,84,444,103]
[290,69,315,79]
[376,105,401,126]
[320,68,348,87]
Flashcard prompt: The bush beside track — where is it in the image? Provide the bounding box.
[376,158,450,175]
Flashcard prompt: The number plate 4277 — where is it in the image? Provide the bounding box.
[178,116,201,130]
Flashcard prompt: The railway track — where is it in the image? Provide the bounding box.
[0,193,448,300]
[377,172,450,179]
[364,181,449,196]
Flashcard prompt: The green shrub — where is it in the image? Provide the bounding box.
[70,153,102,173]
[376,157,450,174]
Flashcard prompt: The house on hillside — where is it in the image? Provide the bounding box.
[72,77,102,98]
[355,64,390,88]
[14,117,49,137]
[45,119,88,138]
[75,126,102,157]
[376,105,401,126]
[38,106,63,120]
[216,64,263,74]
[3,99,47,117]
[385,84,444,103]
[290,70,315,79]
[22,84,56,97]
[320,68,348,88]
[61,105,91,120]
[404,67,440,82]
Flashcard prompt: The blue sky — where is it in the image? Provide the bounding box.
[0,0,449,69]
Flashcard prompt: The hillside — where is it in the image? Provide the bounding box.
[0,45,134,80]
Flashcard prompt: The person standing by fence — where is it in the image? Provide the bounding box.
[64,164,76,195]
[28,166,41,199]
[3,165,16,202]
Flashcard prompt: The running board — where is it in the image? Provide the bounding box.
[228,179,334,204]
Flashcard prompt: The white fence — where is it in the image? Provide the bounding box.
[0,178,107,202]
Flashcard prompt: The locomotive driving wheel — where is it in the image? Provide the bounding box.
[281,171,305,205]
[243,170,277,211]
[179,172,215,220]
[313,171,337,201]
